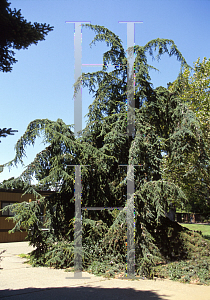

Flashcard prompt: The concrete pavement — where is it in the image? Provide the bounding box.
[0,241,210,300]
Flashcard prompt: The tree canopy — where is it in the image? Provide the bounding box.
[1,24,210,280]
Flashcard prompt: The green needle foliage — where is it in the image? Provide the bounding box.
[1,24,210,282]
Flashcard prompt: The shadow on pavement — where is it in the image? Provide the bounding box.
[0,286,168,300]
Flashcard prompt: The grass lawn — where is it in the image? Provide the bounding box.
[180,223,210,240]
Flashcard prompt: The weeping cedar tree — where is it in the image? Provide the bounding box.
[1,25,209,276]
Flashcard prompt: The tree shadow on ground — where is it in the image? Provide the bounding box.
[0,286,169,300]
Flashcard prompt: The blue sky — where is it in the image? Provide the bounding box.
[1,0,210,183]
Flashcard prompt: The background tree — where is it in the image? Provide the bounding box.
[0,0,53,154]
[163,58,210,213]
[0,0,53,72]
[0,127,17,143]
[1,25,209,279]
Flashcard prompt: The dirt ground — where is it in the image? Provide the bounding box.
[0,241,210,300]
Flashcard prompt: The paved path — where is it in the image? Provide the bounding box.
[0,242,210,300]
